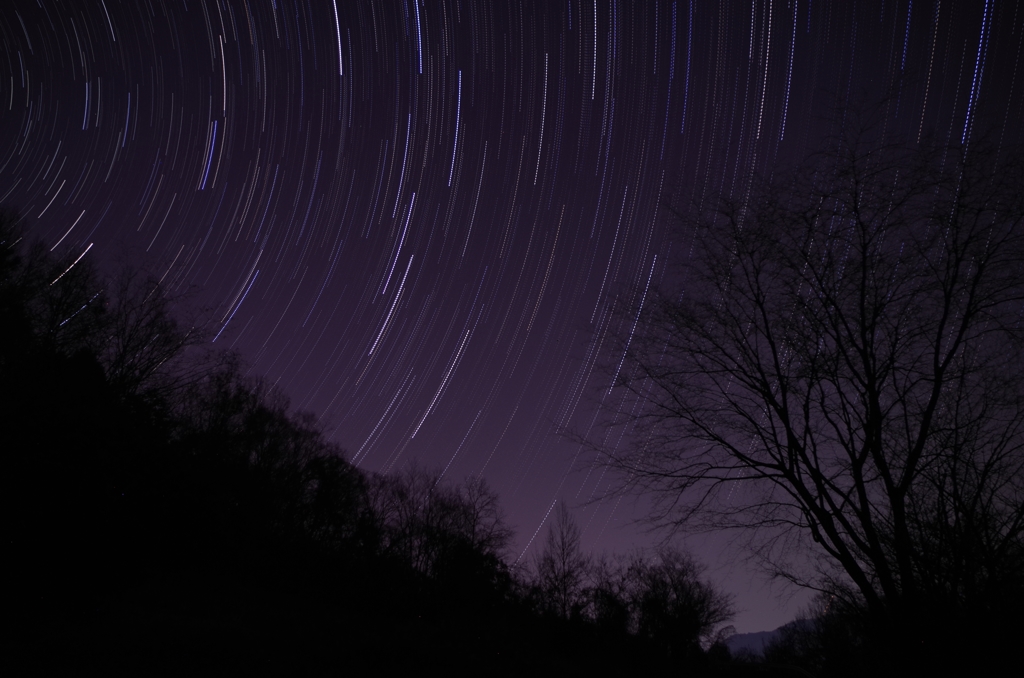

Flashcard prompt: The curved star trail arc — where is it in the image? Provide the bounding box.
[3,0,1022,631]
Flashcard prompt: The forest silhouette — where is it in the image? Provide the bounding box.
[6,128,1024,677]
[2,208,757,676]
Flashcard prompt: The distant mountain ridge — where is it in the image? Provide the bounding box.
[724,629,779,656]
[724,619,813,656]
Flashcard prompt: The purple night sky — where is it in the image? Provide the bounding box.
[3,0,1021,632]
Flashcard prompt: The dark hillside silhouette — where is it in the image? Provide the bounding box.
[2,209,740,676]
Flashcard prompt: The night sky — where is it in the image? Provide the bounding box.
[3,0,1022,632]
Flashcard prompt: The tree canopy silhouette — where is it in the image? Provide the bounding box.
[2,208,739,676]
[601,133,1024,673]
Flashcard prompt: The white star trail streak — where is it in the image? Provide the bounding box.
[448,70,461,187]
[332,0,344,76]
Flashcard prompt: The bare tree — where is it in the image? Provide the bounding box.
[0,209,105,359]
[637,550,733,654]
[534,502,590,619]
[100,266,213,403]
[583,548,734,656]
[602,134,1024,664]
[366,466,514,579]
[1,210,217,406]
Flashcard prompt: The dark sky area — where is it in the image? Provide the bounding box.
[2,0,1022,632]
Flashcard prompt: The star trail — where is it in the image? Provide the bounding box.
[3,0,1022,632]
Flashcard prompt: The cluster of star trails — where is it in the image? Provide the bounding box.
[2,0,1020,631]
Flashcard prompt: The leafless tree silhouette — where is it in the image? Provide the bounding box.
[533,501,590,618]
[601,132,1024,666]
